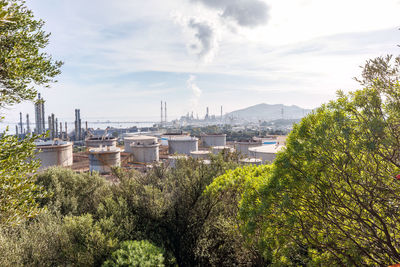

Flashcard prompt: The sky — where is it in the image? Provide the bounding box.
[2,0,400,123]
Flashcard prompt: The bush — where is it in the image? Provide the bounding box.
[36,167,112,216]
[103,240,165,267]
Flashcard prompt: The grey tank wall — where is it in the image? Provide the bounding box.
[36,144,73,170]
[200,135,226,147]
[234,142,262,157]
[132,144,159,163]
[89,152,120,174]
[86,138,117,148]
[168,140,198,155]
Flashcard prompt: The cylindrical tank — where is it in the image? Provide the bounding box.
[131,143,160,163]
[239,158,262,166]
[234,140,262,157]
[161,132,190,146]
[86,136,117,148]
[190,150,211,159]
[200,134,226,147]
[248,144,285,164]
[211,146,235,155]
[35,141,73,170]
[168,136,198,155]
[124,135,158,153]
[168,155,187,168]
[89,147,121,174]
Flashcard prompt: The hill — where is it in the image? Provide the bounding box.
[225,103,312,122]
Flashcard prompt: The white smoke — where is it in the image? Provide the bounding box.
[190,0,270,27]
[187,19,218,62]
[187,75,202,106]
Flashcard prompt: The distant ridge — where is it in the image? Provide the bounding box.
[225,103,312,122]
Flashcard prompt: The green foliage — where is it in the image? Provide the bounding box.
[200,165,272,266]
[103,240,165,267]
[0,132,46,227]
[240,55,400,265]
[0,0,61,228]
[60,214,117,266]
[36,167,112,216]
[0,0,62,107]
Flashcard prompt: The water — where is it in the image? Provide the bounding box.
[0,120,156,135]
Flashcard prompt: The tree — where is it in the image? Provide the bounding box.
[0,0,62,107]
[240,55,400,265]
[0,0,62,227]
[0,133,46,227]
[103,240,165,267]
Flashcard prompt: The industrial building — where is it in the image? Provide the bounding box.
[248,144,285,164]
[234,140,263,157]
[35,140,73,170]
[168,155,187,168]
[86,136,117,148]
[168,136,198,155]
[211,146,235,155]
[89,147,121,174]
[190,150,211,159]
[34,93,46,135]
[239,158,262,166]
[126,135,160,163]
[200,133,226,147]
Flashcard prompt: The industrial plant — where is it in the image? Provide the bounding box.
[13,96,288,173]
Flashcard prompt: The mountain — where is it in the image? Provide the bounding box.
[225,103,312,122]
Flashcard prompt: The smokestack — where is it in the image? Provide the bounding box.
[51,113,55,139]
[55,118,58,139]
[164,101,167,123]
[85,121,88,138]
[15,125,18,136]
[221,106,223,121]
[26,114,31,134]
[65,122,68,140]
[41,96,45,132]
[19,112,23,134]
[48,116,52,139]
[78,109,82,141]
[60,122,63,139]
[161,101,163,125]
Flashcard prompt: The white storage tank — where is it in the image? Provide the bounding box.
[211,146,235,155]
[248,144,285,164]
[130,136,160,163]
[35,140,73,170]
[234,140,263,157]
[190,150,211,159]
[86,136,117,148]
[168,155,188,168]
[124,135,158,153]
[161,132,190,146]
[168,136,198,155]
[239,158,262,166]
[200,133,226,147]
[89,147,121,174]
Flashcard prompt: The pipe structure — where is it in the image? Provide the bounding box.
[19,112,23,134]
[26,114,31,134]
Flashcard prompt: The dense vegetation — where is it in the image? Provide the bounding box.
[0,0,62,227]
[2,0,400,266]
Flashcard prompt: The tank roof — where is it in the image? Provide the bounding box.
[200,133,226,136]
[248,144,285,154]
[190,150,211,155]
[86,136,117,141]
[89,147,121,154]
[124,135,157,141]
[240,158,262,163]
[35,140,72,148]
[169,136,198,141]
